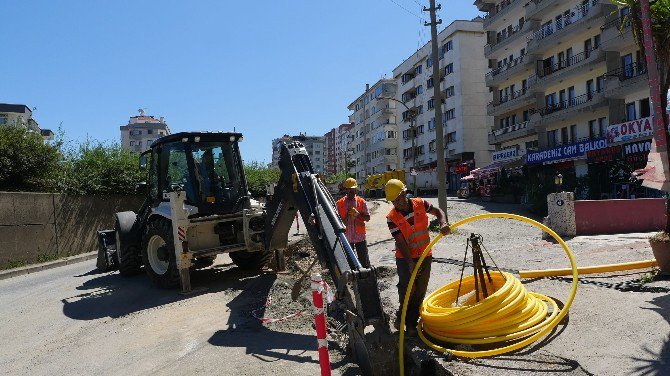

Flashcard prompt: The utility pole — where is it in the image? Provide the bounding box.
[424,0,448,220]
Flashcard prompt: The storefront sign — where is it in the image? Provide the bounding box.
[491,148,518,162]
[606,116,653,143]
[622,139,652,156]
[622,139,652,165]
[526,138,607,165]
[586,145,622,163]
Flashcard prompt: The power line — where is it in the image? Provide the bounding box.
[387,0,427,22]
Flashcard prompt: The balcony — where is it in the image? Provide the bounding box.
[527,0,614,55]
[373,106,395,120]
[535,90,607,124]
[485,53,536,86]
[488,120,536,144]
[603,62,649,99]
[524,0,561,21]
[487,77,538,116]
[600,17,634,52]
[485,20,538,58]
[483,0,525,29]
[533,47,606,90]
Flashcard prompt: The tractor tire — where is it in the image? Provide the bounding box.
[229,249,272,270]
[142,218,180,288]
[115,212,142,276]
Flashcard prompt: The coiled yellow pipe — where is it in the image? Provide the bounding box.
[398,213,578,375]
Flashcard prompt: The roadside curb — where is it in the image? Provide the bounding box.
[0,252,97,281]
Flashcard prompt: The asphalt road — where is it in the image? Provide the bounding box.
[1,198,669,376]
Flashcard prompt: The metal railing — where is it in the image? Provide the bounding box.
[606,62,647,81]
[486,54,526,79]
[540,46,599,77]
[492,120,530,137]
[529,0,599,42]
[601,15,631,31]
[537,91,601,116]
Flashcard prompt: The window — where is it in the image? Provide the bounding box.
[147,139,153,145]
[594,34,601,48]
[417,145,425,155]
[415,65,422,75]
[597,75,605,92]
[589,119,598,138]
[547,129,558,147]
[561,127,569,144]
[640,97,651,117]
[598,117,608,136]
[416,125,424,134]
[525,140,538,151]
[445,63,454,75]
[129,141,135,146]
[147,129,153,135]
[428,118,436,131]
[444,40,453,52]
[387,130,396,139]
[569,124,577,142]
[417,85,423,95]
[523,110,529,122]
[0,114,7,125]
[445,86,455,98]
[426,56,433,69]
[427,99,434,110]
[138,141,142,146]
[314,150,321,154]
[445,109,455,120]
[417,105,424,114]
[446,132,456,143]
[626,102,636,121]
[427,78,434,88]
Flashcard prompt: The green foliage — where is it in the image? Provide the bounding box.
[0,124,61,191]
[325,170,353,184]
[244,161,280,197]
[57,140,144,195]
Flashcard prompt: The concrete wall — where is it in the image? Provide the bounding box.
[0,192,144,269]
[574,198,666,235]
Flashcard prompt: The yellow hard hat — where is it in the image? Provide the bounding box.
[343,177,358,189]
[385,179,406,201]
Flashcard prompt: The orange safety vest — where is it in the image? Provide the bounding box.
[387,197,431,259]
[337,196,366,235]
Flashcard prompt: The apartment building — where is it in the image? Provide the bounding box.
[334,123,355,175]
[347,79,400,185]
[271,134,326,173]
[323,123,355,176]
[479,0,656,198]
[392,19,490,191]
[0,103,54,140]
[120,110,170,152]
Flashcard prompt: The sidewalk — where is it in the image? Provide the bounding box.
[0,252,97,281]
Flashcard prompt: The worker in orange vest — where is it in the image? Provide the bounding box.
[385,178,450,336]
[336,178,371,267]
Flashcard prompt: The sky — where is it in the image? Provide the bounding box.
[3,1,483,164]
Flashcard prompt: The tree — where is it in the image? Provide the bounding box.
[57,141,144,195]
[243,161,280,197]
[0,123,60,191]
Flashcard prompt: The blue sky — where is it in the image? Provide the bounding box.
[3,1,482,164]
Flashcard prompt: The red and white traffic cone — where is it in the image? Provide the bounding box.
[311,273,331,376]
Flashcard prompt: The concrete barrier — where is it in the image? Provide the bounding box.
[0,192,144,269]
[574,198,665,235]
[545,193,666,236]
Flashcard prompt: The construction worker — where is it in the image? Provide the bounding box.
[385,178,450,336]
[336,177,371,267]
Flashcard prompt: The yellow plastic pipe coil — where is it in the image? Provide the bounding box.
[519,259,658,278]
[398,213,579,375]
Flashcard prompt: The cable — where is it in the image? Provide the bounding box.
[398,213,579,375]
[387,0,427,22]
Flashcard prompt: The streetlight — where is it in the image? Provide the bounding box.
[554,173,563,193]
[378,96,418,196]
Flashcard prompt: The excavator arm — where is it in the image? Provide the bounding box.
[264,141,388,374]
